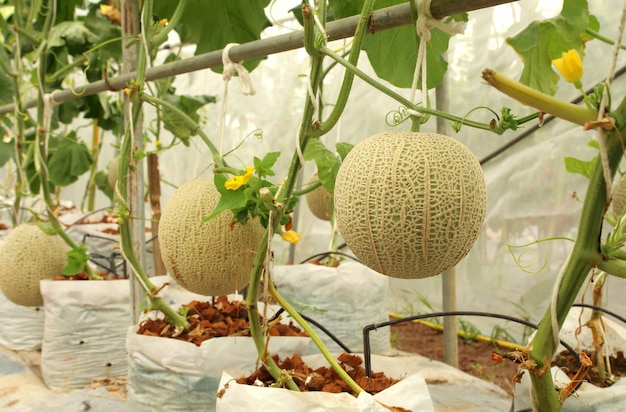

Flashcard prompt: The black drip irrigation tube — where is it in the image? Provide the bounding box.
[268,307,354,354]
[362,311,582,377]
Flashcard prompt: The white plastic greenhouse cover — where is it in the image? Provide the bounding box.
[2,0,625,341]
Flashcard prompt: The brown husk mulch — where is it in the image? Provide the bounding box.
[136,296,307,346]
[236,352,399,396]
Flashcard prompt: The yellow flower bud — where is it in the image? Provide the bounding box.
[158,19,168,27]
[281,230,301,244]
[552,49,583,84]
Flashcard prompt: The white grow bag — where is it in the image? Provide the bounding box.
[0,290,44,351]
[40,279,131,391]
[216,353,435,412]
[272,261,391,355]
[126,290,311,412]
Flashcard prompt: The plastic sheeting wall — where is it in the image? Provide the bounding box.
[3,1,626,341]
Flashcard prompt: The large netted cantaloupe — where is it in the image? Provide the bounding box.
[305,173,332,221]
[612,174,626,216]
[159,179,264,296]
[0,224,70,306]
[334,132,487,279]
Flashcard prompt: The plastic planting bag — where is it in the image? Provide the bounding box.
[126,291,311,412]
[0,290,44,350]
[215,354,435,412]
[272,261,391,355]
[40,279,131,391]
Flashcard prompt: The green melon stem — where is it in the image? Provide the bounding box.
[268,278,364,395]
[528,102,626,410]
[245,230,300,391]
[32,3,101,281]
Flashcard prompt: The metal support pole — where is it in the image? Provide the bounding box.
[0,0,519,116]
[122,0,147,324]
[436,56,459,368]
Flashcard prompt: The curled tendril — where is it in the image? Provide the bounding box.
[506,237,574,274]
[385,106,411,127]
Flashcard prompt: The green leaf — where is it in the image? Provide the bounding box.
[48,21,97,54]
[335,142,354,161]
[153,0,272,73]
[0,66,15,105]
[55,0,82,23]
[564,155,597,179]
[254,152,280,177]
[62,245,90,276]
[161,93,216,145]
[329,0,466,89]
[206,174,247,221]
[303,139,340,192]
[0,137,13,167]
[95,170,114,201]
[48,132,94,187]
[506,0,594,95]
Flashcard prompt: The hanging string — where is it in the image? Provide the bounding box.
[218,43,256,156]
[407,0,465,118]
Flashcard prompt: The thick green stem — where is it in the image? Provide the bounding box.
[151,0,188,48]
[268,279,364,395]
[140,94,225,168]
[245,231,300,391]
[482,69,597,126]
[529,111,626,409]
[321,46,499,133]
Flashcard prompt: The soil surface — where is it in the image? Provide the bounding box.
[391,320,520,395]
[391,320,626,396]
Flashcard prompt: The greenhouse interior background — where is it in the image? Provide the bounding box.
[2,0,626,411]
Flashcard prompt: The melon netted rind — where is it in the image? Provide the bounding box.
[159,179,264,296]
[0,224,70,306]
[305,174,332,221]
[612,174,626,216]
[334,132,487,279]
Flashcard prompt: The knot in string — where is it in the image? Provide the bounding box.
[415,0,466,41]
[409,0,466,115]
[222,43,256,96]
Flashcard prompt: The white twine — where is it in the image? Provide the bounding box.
[218,43,256,155]
[407,0,465,117]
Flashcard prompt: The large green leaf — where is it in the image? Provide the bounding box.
[153,0,272,72]
[48,21,97,54]
[329,0,466,89]
[47,132,94,187]
[506,0,595,95]
[0,136,13,167]
[161,93,216,145]
[0,67,14,105]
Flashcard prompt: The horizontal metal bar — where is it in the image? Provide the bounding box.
[0,0,518,116]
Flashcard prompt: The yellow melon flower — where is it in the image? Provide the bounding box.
[281,230,301,244]
[552,49,583,86]
[224,166,254,190]
[158,19,168,27]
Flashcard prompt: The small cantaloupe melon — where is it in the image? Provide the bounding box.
[159,179,264,296]
[305,173,332,221]
[0,224,70,306]
[612,174,626,217]
[334,132,487,279]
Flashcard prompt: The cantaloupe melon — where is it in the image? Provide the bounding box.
[159,179,264,296]
[333,132,487,279]
[612,174,626,217]
[0,224,71,306]
[305,173,332,221]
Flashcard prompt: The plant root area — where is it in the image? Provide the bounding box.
[136,296,307,346]
[237,352,401,396]
[391,320,626,396]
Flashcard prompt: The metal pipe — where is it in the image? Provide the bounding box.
[0,0,519,116]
